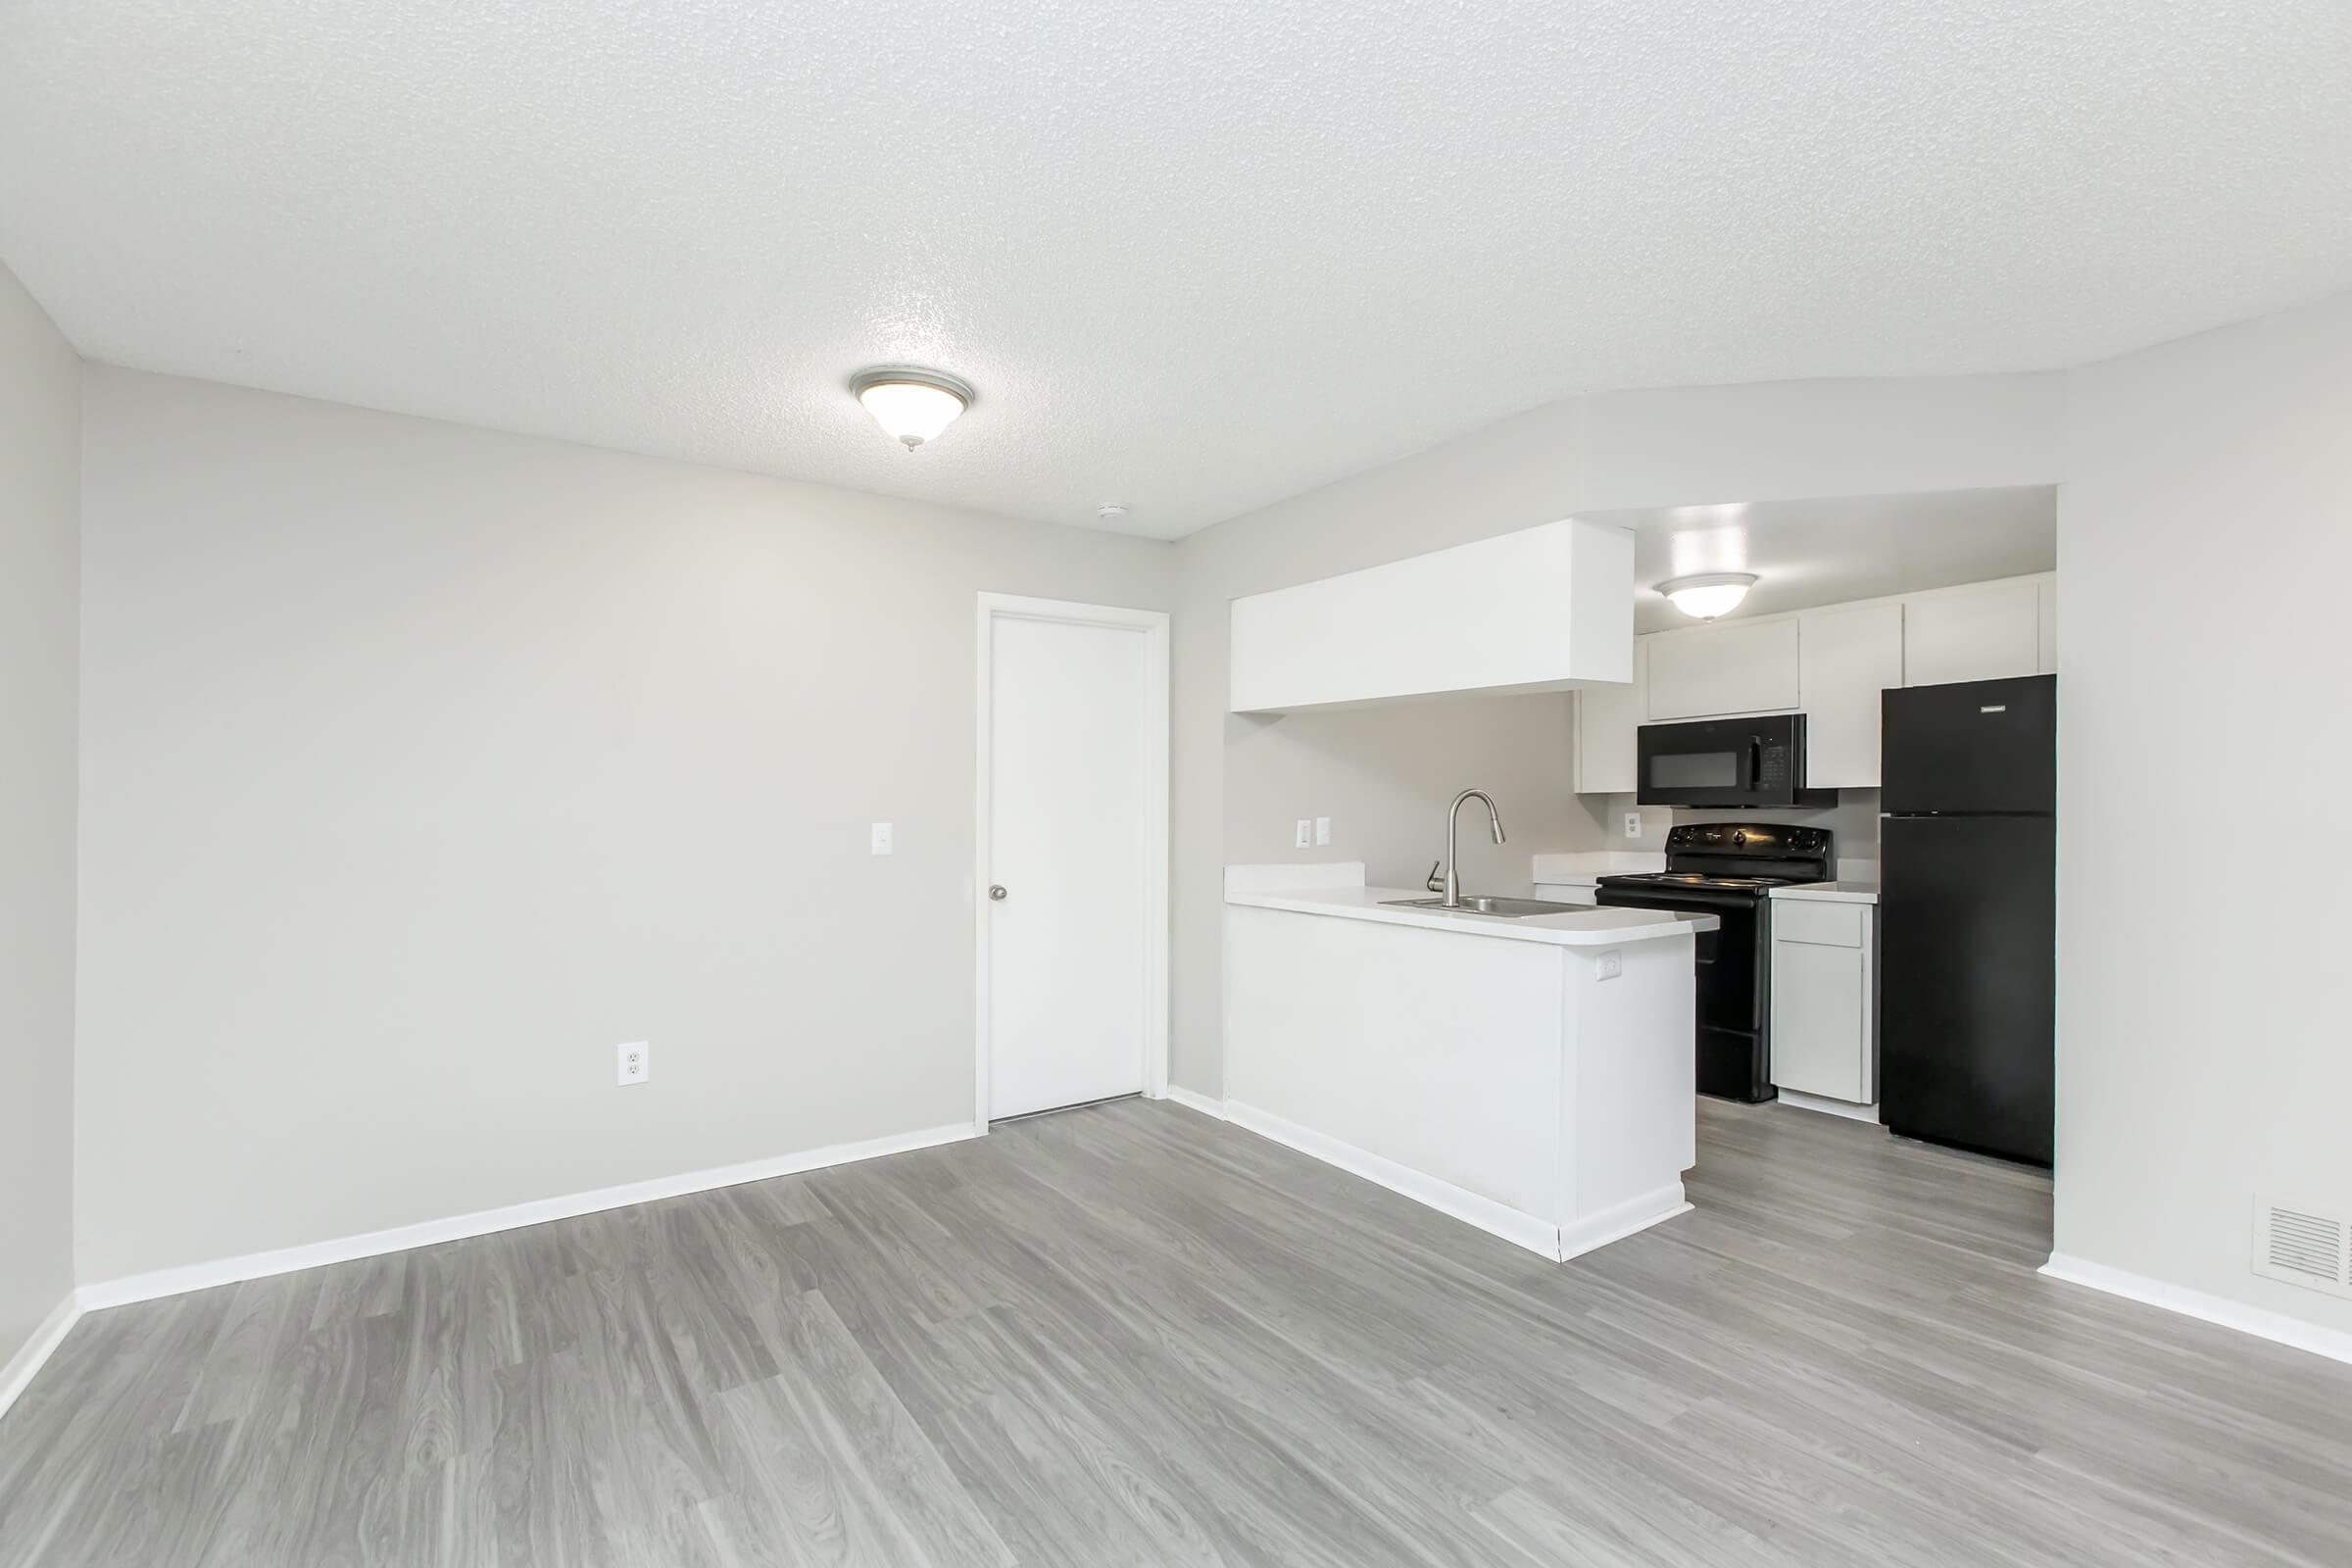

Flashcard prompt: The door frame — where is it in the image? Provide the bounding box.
[973,592,1170,1131]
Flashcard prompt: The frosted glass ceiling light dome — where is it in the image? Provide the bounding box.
[851,367,973,449]
[1657,572,1758,620]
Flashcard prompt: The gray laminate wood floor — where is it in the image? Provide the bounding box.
[5,1099,2349,1567]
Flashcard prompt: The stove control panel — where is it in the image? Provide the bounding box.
[1666,823,1832,857]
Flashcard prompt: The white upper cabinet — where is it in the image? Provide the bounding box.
[1575,637,1645,794]
[1901,578,2040,687]
[1797,602,1905,788]
[1228,520,1635,712]
[1571,572,2053,796]
[1645,617,1801,720]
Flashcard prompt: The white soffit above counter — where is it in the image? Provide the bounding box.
[1591,485,2059,634]
[1228,521,1633,712]
[5,6,2350,536]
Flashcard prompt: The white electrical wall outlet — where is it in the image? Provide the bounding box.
[1595,950,1623,981]
[1314,815,1332,846]
[870,822,894,856]
[1295,818,1312,849]
[1623,811,1643,840]
[617,1041,650,1085]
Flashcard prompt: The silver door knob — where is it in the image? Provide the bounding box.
[989,885,1007,901]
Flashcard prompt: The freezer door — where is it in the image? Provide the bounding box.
[1879,813,2054,1165]
[1881,674,2055,815]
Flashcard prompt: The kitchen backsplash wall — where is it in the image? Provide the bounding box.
[1600,790,1884,874]
[1225,689,1613,893]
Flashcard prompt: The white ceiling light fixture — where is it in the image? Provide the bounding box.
[850,367,973,450]
[1657,572,1758,620]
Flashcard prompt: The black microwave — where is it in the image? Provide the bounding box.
[1636,714,1836,808]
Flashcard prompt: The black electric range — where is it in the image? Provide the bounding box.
[1595,823,1835,1102]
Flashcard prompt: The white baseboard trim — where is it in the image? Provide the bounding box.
[1776,1090,1883,1124]
[0,1292,83,1421]
[1558,1186,1691,1262]
[76,1121,981,1312]
[2039,1253,2352,1367]
[1224,1101,1564,1260]
[1162,1085,1227,1120]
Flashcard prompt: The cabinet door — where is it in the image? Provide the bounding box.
[1797,602,1904,788]
[1770,939,1868,1101]
[1902,580,2039,687]
[1645,618,1801,720]
[1575,639,1645,793]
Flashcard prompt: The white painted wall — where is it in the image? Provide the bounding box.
[2054,289,2352,1339]
[1170,375,2064,1098]
[74,370,1172,1283]
[0,261,78,1364]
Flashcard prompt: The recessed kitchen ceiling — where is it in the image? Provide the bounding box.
[1598,486,2057,634]
[2,3,2348,539]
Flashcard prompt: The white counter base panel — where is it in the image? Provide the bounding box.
[1224,876,1698,1264]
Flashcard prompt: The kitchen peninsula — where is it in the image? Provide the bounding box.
[1222,864,1716,1261]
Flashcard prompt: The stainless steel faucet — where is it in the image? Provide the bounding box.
[1426,789,1505,909]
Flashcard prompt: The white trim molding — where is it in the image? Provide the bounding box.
[1162,1084,1228,1120]
[1776,1090,1883,1124]
[77,1121,978,1312]
[973,592,1172,1130]
[1224,1101,1687,1263]
[0,1293,83,1422]
[2040,1253,2352,1368]
[1558,1187,1694,1263]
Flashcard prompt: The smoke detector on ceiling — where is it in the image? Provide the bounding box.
[1096,503,1131,521]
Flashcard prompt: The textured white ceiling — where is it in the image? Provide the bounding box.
[1592,486,2056,634]
[3,2,2348,538]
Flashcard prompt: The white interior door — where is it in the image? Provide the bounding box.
[982,603,1163,1121]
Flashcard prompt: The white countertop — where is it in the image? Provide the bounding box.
[1527,850,1666,886]
[1770,881,1880,906]
[1226,883,1718,947]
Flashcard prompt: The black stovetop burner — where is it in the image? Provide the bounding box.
[1599,821,1836,891]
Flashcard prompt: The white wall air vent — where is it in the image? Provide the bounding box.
[2252,1198,2352,1298]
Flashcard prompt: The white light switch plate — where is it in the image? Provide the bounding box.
[617,1041,650,1085]
[1623,812,1643,840]
[1314,816,1331,846]
[870,822,893,856]
[1295,819,1312,849]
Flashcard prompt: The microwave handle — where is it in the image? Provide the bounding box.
[1745,735,1763,788]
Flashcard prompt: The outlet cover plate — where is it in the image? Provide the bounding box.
[617,1041,650,1085]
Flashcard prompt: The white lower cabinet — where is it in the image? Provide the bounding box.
[1768,899,1876,1105]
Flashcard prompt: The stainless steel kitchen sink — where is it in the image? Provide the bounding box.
[1377,895,1588,918]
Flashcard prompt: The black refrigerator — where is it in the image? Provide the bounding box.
[1879,673,2055,1166]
